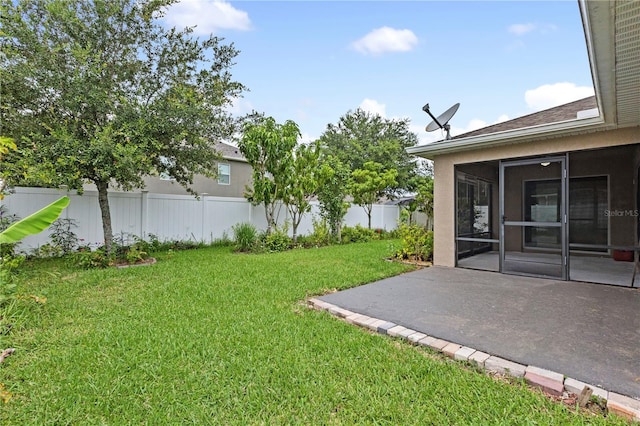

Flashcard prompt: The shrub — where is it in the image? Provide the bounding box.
[210,231,233,248]
[131,234,160,253]
[395,224,433,262]
[307,216,330,247]
[373,228,389,240]
[30,243,63,258]
[233,222,258,252]
[73,249,112,269]
[341,225,376,244]
[49,218,79,255]
[262,225,291,252]
[386,228,401,239]
[125,246,148,264]
[167,240,204,251]
[112,243,130,261]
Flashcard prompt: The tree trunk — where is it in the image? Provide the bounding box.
[291,214,299,243]
[96,180,113,254]
[265,202,274,234]
[288,205,302,243]
[367,205,372,229]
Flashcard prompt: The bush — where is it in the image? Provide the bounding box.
[395,224,433,262]
[306,216,330,247]
[30,243,63,258]
[131,234,161,253]
[73,249,112,269]
[166,240,205,251]
[386,228,401,239]
[233,222,258,252]
[373,228,390,240]
[341,225,376,244]
[125,246,148,264]
[210,232,233,248]
[49,218,79,254]
[262,225,291,252]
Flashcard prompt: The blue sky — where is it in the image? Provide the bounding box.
[162,1,594,145]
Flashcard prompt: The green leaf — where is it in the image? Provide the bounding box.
[0,197,70,244]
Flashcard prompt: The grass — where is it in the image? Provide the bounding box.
[0,241,629,424]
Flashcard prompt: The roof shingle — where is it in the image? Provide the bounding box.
[215,141,245,161]
[453,96,597,139]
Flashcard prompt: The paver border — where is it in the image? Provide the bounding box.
[307,297,640,422]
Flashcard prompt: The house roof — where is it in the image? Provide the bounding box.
[585,0,640,128]
[408,0,640,159]
[453,96,597,139]
[215,141,246,162]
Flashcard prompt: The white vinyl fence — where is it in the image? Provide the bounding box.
[1,187,401,252]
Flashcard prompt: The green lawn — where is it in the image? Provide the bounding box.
[0,241,628,424]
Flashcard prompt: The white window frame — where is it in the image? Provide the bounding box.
[217,163,230,185]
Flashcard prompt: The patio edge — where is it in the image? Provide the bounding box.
[306,297,640,422]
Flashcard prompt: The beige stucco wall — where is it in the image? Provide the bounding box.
[432,127,640,267]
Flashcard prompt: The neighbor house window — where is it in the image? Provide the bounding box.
[218,163,230,185]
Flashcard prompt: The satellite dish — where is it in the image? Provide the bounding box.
[422,102,460,140]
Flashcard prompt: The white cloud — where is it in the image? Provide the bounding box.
[351,27,418,55]
[359,98,387,117]
[299,133,316,145]
[508,22,557,37]
[525,82,595,111]
[495,114,509,124]
[508,23,536,36]
[163,0,251,36]
[227,96,254,115]
[414,112,510,145]
[414,119,480,144]
[411,123,441,145]
[466,119,487,131]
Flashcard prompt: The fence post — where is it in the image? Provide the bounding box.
[59,185,70,219]
[201,193,208,242]
[141,190,148,240]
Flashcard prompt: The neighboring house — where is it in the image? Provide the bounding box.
[79,141,251,197]
[408,1,640,287]
[121,141,251,198]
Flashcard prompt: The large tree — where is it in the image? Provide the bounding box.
[238,116,299,233]
[318,109,419,196]
[0,0,245,252]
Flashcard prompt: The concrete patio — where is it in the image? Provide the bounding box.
[317,266,640,406]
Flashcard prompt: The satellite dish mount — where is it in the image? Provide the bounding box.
[422,102,460,140]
